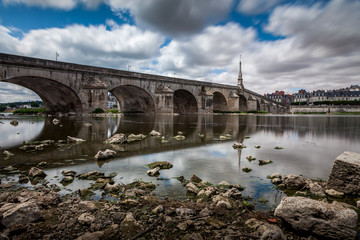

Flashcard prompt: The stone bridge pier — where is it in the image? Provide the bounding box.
[0,53,287,114]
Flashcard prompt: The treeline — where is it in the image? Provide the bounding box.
[0,101,43,112]
[291,100,360,106]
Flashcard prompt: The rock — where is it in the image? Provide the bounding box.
[232,142,245,149]
[271,178,283,185]
[198,186,217,198]
[78,201,97,211]
[127,133,146,142]
[357,200,360,209]
[78,212,95,225]
[105,133,127,144]
[216,200,232,209]
[242,167,252,173]
[186,182,200,194]
[255,145,261,148]
[146,167,160,177]
[268,173,282,179]
[190,174,202,183]
[4,165,16,171]
[177,220,193,230]
[259,159,273,165]
[152,205,164,214]
[199,207,211,217]
[219,134,232,140]
[94,149,117,160]
[131,181,156,191]
[176,208,196,217]
[52,118,60,125]
[223,188,242,199]
[325,189,344,197]
[327,151,360,195]
[105,183,122,192]
[181,233,204,240]
[205,217,226,229]
[274,196,358,239]
[147,161,173,169]
[174,135,185,140]
[0,201,42,227]
[67,136,85,142]
[308,182,325,197]
[274,146,283,150]
[120,212,142,237]
[149,130,161,136]
[10,120,18,126]
[60,176,74,185]
[245,218,286,240]
[76,231,104,240]
[62,169,77,177]
[246,155,256,161]
[283,174,306,189]
[217,181,232,188]
[28,167,47,178]
[37,161,48,167]
[77,171,105,180]
[3,150,14,157]
[84,123,92,127]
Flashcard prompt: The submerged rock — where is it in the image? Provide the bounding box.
[10,120,19,126]
[149,130,161,137]
[147,161,173,169]
[173,135,185,140]
[190,174,202,183]
[283,174,306,189]
[258,159,273,166]
[105,133,127,144]
[52,118,60,125]
[275,196,358,240]
[232,142,246,149]
[62,169,77,177]
[219,134,232,140]
[77,171,105,180]
[3,150,14,157]
[127,133,146,142]
[146,167,160,177]
[94,149,117,160]
[246,155,256,161]
[67,136,86,143]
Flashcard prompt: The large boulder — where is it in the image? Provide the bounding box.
[0,201,42,227]
[327,151,360,195]
[275,196,358,240]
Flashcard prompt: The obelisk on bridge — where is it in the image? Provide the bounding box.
[237,60,244,93]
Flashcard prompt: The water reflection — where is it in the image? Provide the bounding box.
[0,114,359,210]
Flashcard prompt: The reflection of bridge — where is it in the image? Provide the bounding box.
[0,53,287,114]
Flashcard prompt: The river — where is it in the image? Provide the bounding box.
[1,114,359,210]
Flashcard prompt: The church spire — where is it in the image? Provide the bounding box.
[237,59,244,91]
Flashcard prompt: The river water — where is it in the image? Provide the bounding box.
[0,114,359,209]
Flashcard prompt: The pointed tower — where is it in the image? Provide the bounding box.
[237,60,244,92]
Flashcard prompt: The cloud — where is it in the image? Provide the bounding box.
[107,0,234,36]
[237,0,285,15]
[1,0,103,10]
[12,21,165,69]
[0,83,40,103]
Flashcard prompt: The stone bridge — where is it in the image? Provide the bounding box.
[0,53,287,114]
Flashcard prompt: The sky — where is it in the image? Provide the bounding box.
[0,0,359,103]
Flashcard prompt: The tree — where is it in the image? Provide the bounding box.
[30,102,40,108]
[0,106,6,112]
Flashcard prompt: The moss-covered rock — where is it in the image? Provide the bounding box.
[147,161,173,169]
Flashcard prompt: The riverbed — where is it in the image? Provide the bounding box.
[1,114,359,210]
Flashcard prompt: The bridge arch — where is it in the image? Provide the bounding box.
[213,92,228,112]
[110,85,155,113]
[239,95,247,112]
[174,89,198,114]
[2,77,82,113]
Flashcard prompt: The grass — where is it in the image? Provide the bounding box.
[13,108,46,114]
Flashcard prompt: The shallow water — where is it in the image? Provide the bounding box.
[1,114,359,209]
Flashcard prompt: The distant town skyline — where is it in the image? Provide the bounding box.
[0,0,359,103]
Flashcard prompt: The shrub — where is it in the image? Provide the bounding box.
[92,108,105,113]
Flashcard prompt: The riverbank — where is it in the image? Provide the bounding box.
[1,157,360,239]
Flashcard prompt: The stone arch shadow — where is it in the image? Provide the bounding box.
[174,89,198,114]
[213,92,228,112]
[1,76,82,113]
[110,85,155,113]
